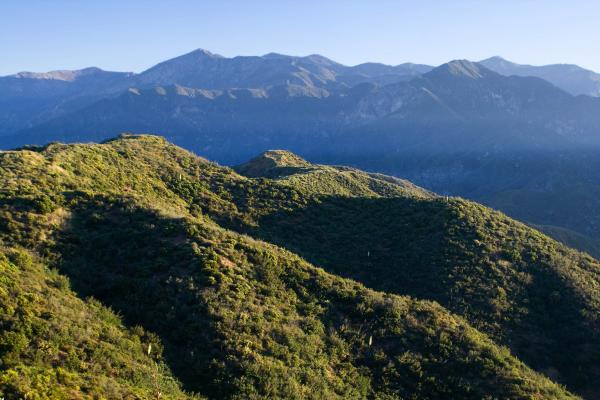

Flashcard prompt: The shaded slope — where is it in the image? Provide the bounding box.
[0,247,193,399]
[247,195,600,393]
[54,196,572,399]
[0,135,579,399]
[232,148,600,397]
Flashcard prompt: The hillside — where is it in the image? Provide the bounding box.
[233,149,600,398]
[0,135,592,399]
[0,248,196,399]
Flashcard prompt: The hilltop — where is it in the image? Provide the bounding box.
[1,135,598,398]
[235,150,311,178]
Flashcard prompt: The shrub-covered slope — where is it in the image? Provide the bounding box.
[0,248,194,399]
[0,134,592,399]
[234,151,600,398]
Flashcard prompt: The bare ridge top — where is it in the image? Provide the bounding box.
[235,149,311,177]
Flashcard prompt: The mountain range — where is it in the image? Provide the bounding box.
[3,49,600,258]
[1,134,599,398]
[3,49,600,141]
[480,56,600,97]
[0,49,431,138]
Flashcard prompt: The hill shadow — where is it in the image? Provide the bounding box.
[251,196,452,301]
[246,195,600,395]
[53,195,238,398]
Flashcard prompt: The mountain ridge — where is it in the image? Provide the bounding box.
[480,56,600,97]
[10,66,135,81]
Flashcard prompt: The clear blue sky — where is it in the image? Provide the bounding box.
[2,0,599,75]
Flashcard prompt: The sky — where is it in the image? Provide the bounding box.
[2,0,600,75]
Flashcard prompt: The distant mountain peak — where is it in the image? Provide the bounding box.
[441,60,486,79]
[302,54,339,66]
[262,52,289,59]
[425,60,490,79]
[479,56,600,96]
[260,52,338,65]
[153,48,224,66]
[187,48,224,59]
[11,67,111,81]
[479,56,518,69]
[482,56,508,62]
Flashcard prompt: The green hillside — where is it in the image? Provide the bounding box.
[0,134,594,399]
[0,248,195,399]
[233,151,600,398]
